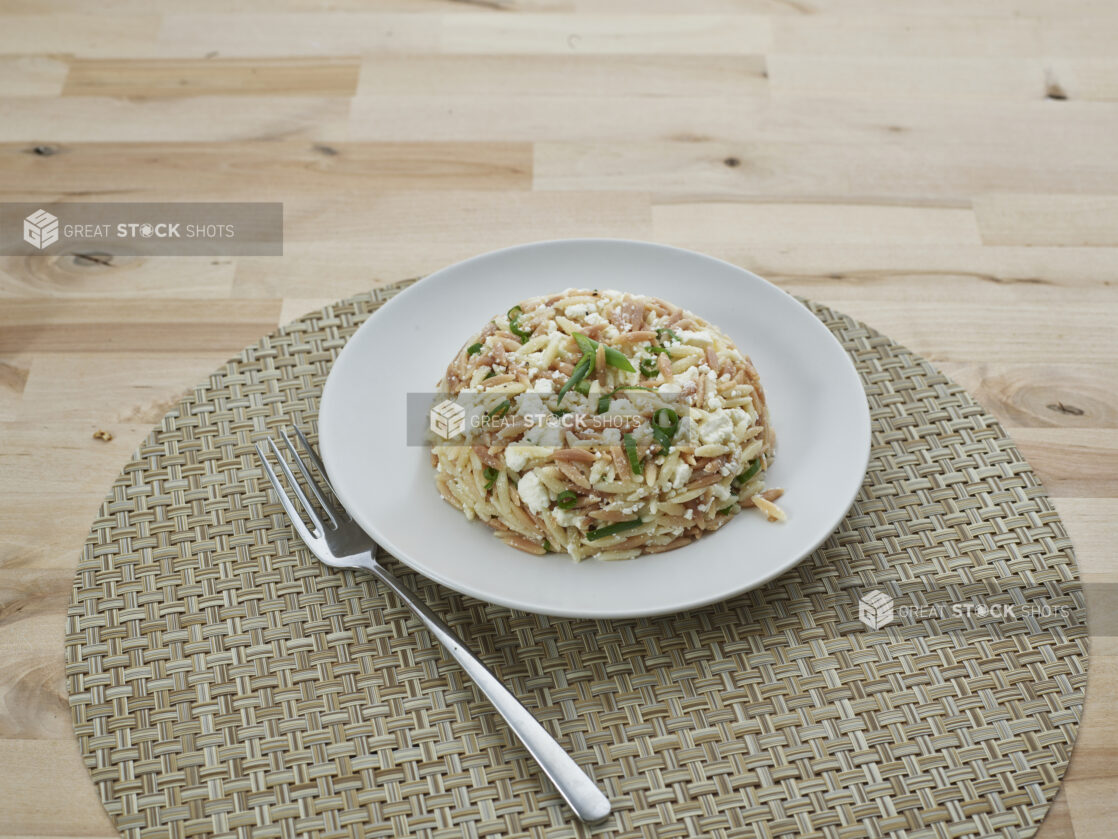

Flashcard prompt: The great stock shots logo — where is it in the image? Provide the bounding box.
[3,202,283,256]
[429,399,466,440]
[23,209,58,249]
[858,590,894,630]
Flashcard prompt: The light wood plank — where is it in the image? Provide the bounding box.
[352,95,1118,146]
[0,142,532,199]
[0,300,282,353]
[937,363,1118,430]
[1012,429,1118,498]
[768,56,1045,100]
[0,56,69,97]
[534,140,1118,198]
[62,57,361,98]
[1045,59,1118,102]
[651,201,982,245]
[976,194,1118,246]
[279,190,651,244]
[0,739,116,836]
[157,13,439,57]
[358,54,767,98]
[440,14,772,55]
[0,16,160,58]
[771,15,1042,57]
[0,97,351,142]
[0,255,234,299]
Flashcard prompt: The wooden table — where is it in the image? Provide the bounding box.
[1,4,1115,837]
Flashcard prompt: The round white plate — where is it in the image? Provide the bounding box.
[319,239,870,619]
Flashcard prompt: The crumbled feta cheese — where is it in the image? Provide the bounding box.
[518,391,548,418]
[524,418,562,447]
[684,508,694,520]
[534,378,554,394]
[670,462,692,489]
[605,397,636,417]
[505,445,552,472]
[566,303,592,319]
[584,311,607,326]
[678,329,714,346]
[517,471,550,514]
[659,381,682,396]
[698,412,734,446]
[555,507,582,528]
[706,394,723,410]
[599,427,621,444]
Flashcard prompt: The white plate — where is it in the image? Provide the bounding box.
[319,239,870,619]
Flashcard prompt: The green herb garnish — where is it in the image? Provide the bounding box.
[557,353,593,404]
[717,504,735,516]
[571,332,636,374]
[586,518,643,542]
[483,466,499,490]
[639,356,659,378]
[656,328,680,346]
[543,539,553,552]
[467,342,483,356]
[623,433,642,475]
[596,395,611,414]
[489,399,511,419]
[556,490,578,509]
[507,305,532,343]
[734,459,761,486]
[651,407,680,453]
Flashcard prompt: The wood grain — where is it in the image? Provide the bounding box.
[62,58,362,98]
[0,2,1115,837]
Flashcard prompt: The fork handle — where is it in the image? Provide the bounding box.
[359,558,612,824]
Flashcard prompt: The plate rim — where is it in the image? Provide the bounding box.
[319,237,871,618]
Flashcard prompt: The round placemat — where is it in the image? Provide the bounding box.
[66,281,1088,839]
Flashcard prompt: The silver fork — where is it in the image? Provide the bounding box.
[255,427,611,824]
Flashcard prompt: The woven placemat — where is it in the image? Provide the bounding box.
[66,281,1088,839]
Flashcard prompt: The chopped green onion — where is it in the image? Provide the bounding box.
[572,332,635,373]
[489,399,511,419]
[734,459,762,485]
[717,504,735,516]
[556,490,578,509]
[623,433,642,475]
[543,539,553,552]
[507,305,532,343]
[651,407,680,453]
[656,328,680,345]
[483,369,496,380]
[575,378,592,396]
[596,395,611,414]
[551,408,570,417]
[646,345,672,354]
[639,357,659,378]
[483,466,499,490]
[586,518,643,541]
[556,353,593,404]
[467,342,483,356]
[573,332,597,361]
[604,346,637,373]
